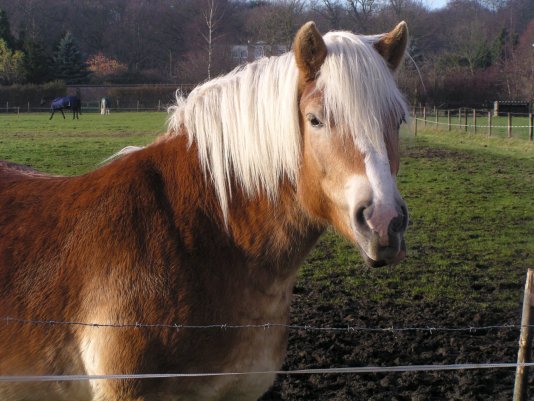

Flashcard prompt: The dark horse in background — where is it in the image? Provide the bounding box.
[49,96,82,120]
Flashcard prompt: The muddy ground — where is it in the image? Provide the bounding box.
[260,272,526,401]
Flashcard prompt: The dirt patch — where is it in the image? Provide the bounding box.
[260,278,525,401]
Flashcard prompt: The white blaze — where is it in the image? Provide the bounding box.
[364,151,400,243]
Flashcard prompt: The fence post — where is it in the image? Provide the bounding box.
[488,112,492,137]
[464,109,468,132]
[458,108,462,126]
[447,110,451,131]
[529,113,533,142]
[435,109,438,128]
[137,100,140,112]
[513,268,534,401]
[28,101,30,113]
[413,108,417,136]
[423,107,427,127]
[473,109,477,134]
[6,101,8,113]
[508,113,512,138]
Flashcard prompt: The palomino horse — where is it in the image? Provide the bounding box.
[0,22,409,401]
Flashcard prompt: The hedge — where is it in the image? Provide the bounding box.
[106,86,178,110]
[0,81,67,109]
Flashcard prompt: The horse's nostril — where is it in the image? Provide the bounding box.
[355,205,367,227]
[355,203,373,230]
[389,215,403,234]
[389,205,408,234]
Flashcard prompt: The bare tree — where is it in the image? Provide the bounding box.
[203,0,224,80]
[478,0,507,10]
[346,0,379,32]
[245,0,306,49]
[387,0,409,16]
[312,0,344,29]
[501,18,534,99]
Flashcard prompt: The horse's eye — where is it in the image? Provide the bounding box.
[307,113,323,128]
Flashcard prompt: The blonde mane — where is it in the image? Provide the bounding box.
[168,31,408,219]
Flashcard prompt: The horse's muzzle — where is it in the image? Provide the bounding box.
[354,200,408,267]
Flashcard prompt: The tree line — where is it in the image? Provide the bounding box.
[0,0,533,107]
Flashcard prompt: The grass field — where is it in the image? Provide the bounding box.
[0,112,166,174]
[1,111,533,315]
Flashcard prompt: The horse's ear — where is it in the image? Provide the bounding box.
[374,21,408,72]
[293,21,327,82]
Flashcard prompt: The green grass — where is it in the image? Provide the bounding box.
[0,112,166,174]
[0,111,168,134]
[1,114,533,315]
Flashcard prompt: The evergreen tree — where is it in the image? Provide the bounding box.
[0,8,15,50]
[23,38,51,84]
[52,31,89,84]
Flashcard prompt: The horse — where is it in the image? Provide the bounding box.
[49,95,82,120]
[101,97,111,115]
[0,21,409,401]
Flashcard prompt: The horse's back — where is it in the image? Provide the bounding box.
[0,160,45,175]
[51,97,67,109]
[0,161,59,206]
[51,96,80,110]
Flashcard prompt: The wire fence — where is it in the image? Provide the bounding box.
[0,314,529,382]
[412,107,534,141]
[0,314,532,381]
[0,315,525,333]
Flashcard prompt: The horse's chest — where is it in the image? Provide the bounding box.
[75,276,294,401]
[212,314,292,396]
[197,329,287,400]
[178,283,294,400]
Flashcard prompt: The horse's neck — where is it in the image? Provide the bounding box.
[143,134,324,278]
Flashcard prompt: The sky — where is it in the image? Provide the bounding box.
[423,0,449,9]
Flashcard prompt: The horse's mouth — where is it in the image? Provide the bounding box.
[361,239,406,268]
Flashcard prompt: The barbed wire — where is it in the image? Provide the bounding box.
[1,316,521,333]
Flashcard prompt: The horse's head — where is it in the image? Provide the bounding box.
[294,22,409,267]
